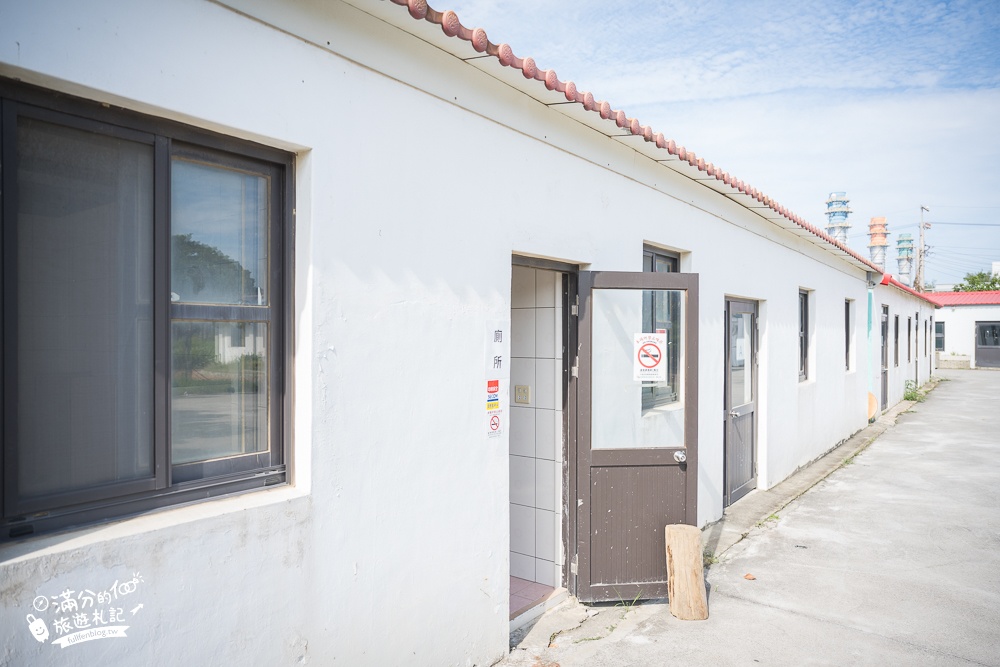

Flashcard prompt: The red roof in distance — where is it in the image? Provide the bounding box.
[924,291,1000,307]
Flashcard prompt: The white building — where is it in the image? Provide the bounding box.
[0,1,938,664]
[926,291,1000,368]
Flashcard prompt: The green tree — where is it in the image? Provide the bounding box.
[952,271,1000,292]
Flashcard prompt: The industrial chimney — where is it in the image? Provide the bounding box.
[896,234,914,286]
[824,192,851,244]
[868,217,889,271]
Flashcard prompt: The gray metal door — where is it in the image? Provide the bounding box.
[975,322,1000,368]
[881,306,889,411]
[724,299,757,506]
[575,271,698,603]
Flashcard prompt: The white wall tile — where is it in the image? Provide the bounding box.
[534,408,557,461]
[553,410,564,461]
[534,558,559,587]
[535,269,559,308]
[509,406,535,458]
[553,360,564,411]
[511,551,534,580]
[511,266,535,309]
[510,455,535,507]
[511,308,536,358]
[534,358,556,410]
[510,358,535,407]
[534,509,556,561]
[554,306,563,357]
[535,458,557,512]
[535,307,556,359]
[510,502,535,556]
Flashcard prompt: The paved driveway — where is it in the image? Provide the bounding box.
[505,369,1000,666]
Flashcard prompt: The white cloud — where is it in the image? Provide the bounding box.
[443,0,1000,282]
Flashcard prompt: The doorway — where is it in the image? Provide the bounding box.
[509,263,570,622]
[881,305,889,411]
[724,299,757,507]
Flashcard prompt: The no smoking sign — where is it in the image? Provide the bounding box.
[634,332,667,382]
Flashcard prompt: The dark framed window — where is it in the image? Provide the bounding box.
[935,321,945,352]
[924,319,928,356]
[1,81,293,540]
[799,290,809,381]
[907,317,912,361]
[642,247,680,409]
[845,300,852,371]
[894,315,899,366]
[978,322,1000,347]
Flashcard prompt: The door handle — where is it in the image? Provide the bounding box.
[729,410,739,419]
[673,450,687,463]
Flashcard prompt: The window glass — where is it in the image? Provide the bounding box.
[935,321,945,351]
[171,321,268,464]
[977,323,1000,347]
[642,249,680,409]
[592,288,685,449]
[171,160,269,306]
[730,311,753,406]
[14,118,154,500]
[799,291,809,380]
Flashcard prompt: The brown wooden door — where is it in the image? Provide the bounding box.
[724,299,757,507]
[574,271,698,603]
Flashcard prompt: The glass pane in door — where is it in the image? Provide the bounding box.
[729,311,753,408]
[591,289,685,449]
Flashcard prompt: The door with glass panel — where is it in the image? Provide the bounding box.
[575,271,698,603]
[724,299,757,507]
[975,322,1000,368]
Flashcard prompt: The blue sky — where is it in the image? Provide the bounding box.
[445,0,1000,287]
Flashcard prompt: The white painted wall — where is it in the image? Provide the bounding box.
[934,304,1000,366]
[867,286,938,409]
[0,0,936,664]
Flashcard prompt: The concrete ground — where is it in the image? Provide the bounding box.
[502,369,1000,666]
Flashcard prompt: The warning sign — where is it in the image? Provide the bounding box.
[634,332,667,382]
[486,379,503,439]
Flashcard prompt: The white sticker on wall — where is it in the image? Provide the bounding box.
[485,320,510,379]
[634,332,667,382]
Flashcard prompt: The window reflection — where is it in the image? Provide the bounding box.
[171,321,268,464]
[170,160,268,305]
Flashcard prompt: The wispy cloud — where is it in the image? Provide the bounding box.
[443,0,1000,282]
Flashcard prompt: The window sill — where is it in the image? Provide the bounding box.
[0,483,308,564]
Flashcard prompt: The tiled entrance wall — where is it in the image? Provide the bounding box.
[510,266,564,588]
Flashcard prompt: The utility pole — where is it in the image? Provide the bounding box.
[915,206,929,291]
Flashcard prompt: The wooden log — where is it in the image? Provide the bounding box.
[664,524,709,620]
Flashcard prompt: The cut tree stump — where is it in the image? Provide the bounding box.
[664,524,709,620]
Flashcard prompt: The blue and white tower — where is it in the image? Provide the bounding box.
[825,192,852,244]
[896,234,914,286]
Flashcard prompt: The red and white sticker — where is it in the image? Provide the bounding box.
[634,332,667,382]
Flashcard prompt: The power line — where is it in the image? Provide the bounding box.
[925,222,1000,227]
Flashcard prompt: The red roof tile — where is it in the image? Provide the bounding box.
[389,0,887,274]
[924,291,1000,307]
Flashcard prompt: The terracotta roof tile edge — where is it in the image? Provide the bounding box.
[390,0,883,274]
